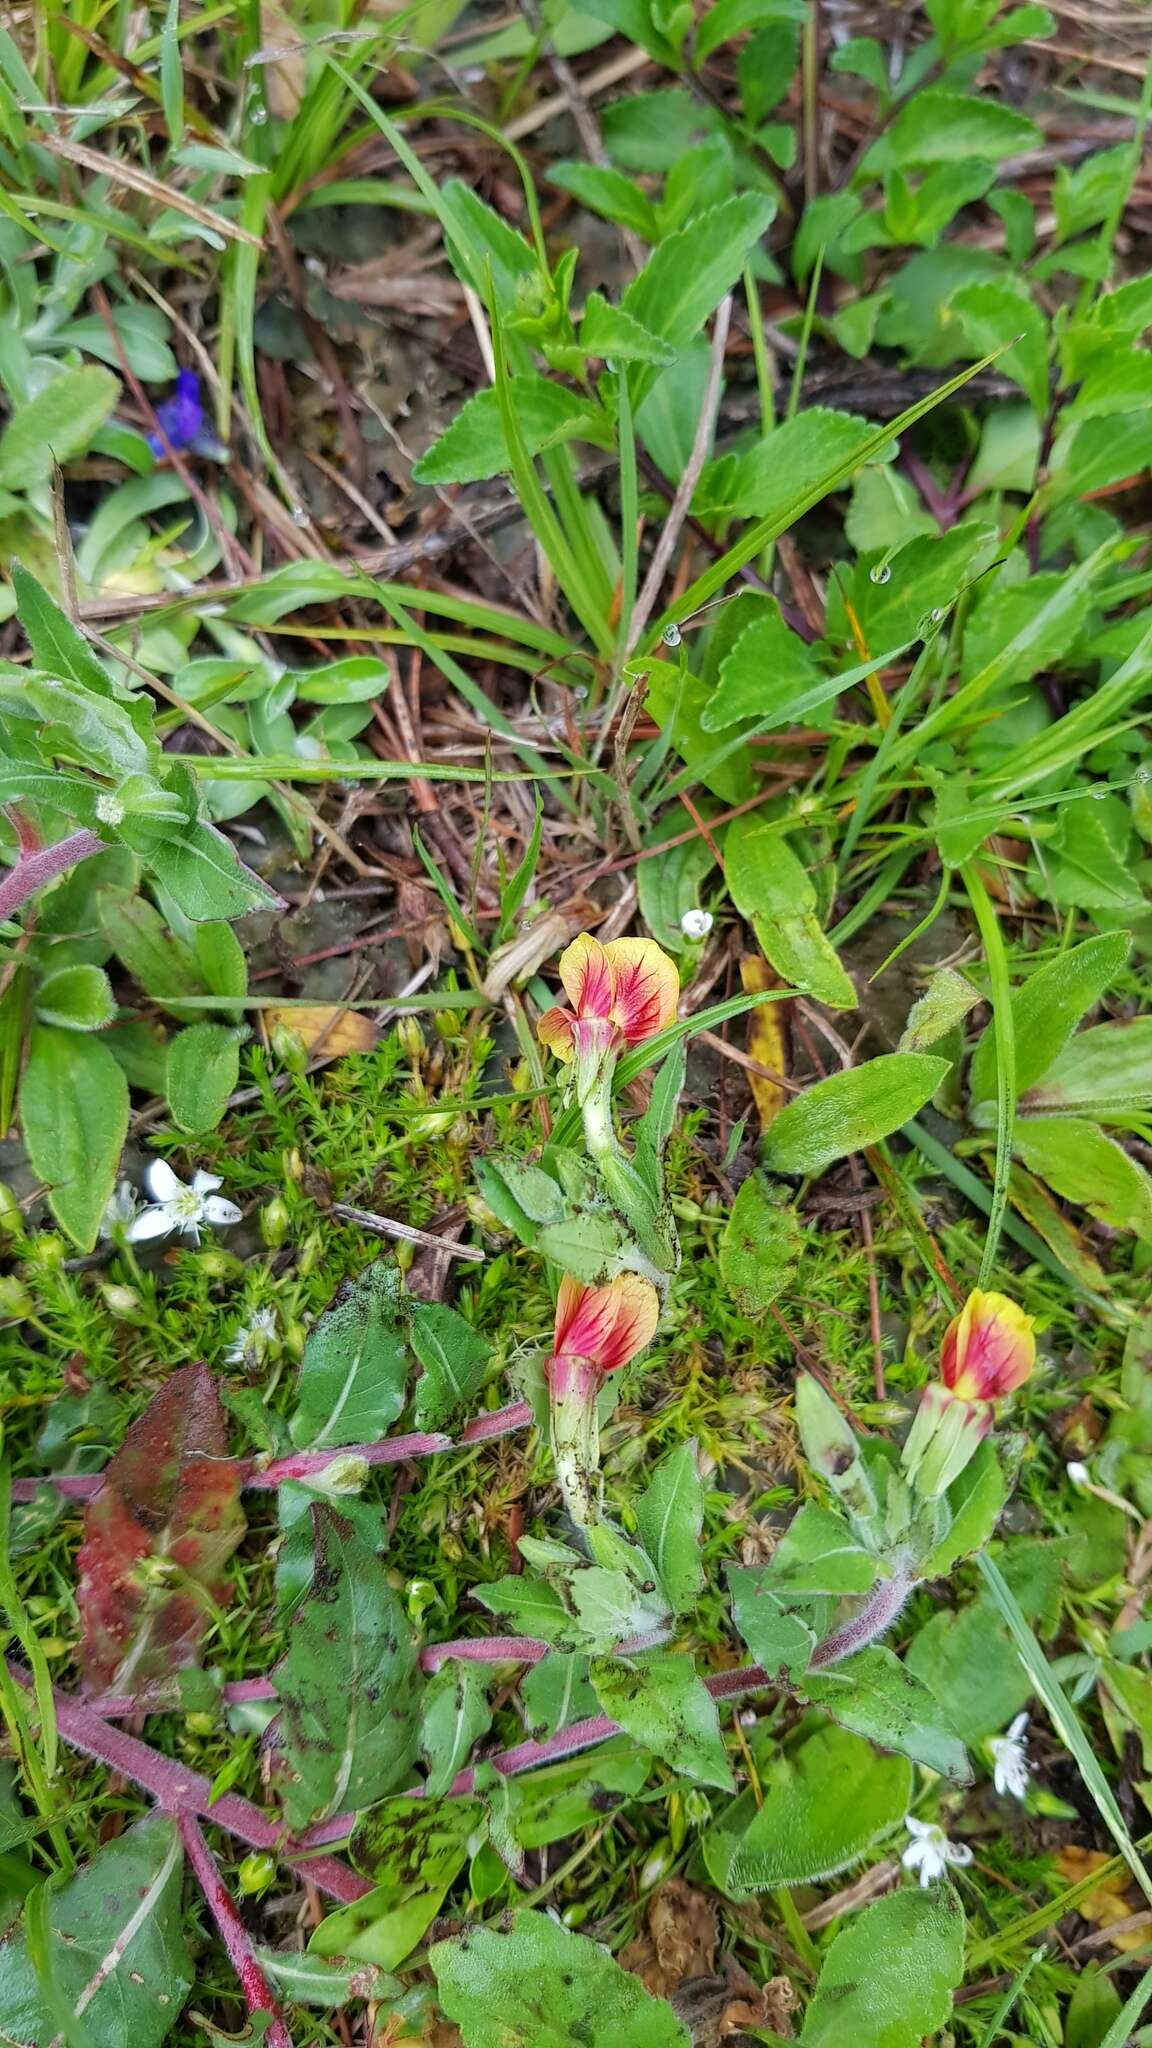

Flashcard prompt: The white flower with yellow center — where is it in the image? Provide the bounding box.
[127,1161,241,1246]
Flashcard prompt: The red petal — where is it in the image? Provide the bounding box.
[558,934,615,1020]
[603,938,679,1045]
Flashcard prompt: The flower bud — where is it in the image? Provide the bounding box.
[260,1197,291,1247]
[0,1184,24,1237]
[940,1290,1035,1402]
[0,1276,31,1319]
[640,1841,676,1890]
[101,1283,142,1320]
[237,1853,277,1897]
[308,1455,369,1497]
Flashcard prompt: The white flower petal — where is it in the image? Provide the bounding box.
[146,1159,184,1203]
[126,1206,175,1242]
[1008,1712,1029,1741]
[202,1196,242,1227]
[904,1816,932,1839]
[192,1170,223,1195]
[945,1842,974,1868]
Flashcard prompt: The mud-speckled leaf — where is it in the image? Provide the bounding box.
[804,1644,970,1781]
[520,1654,598,1741]
[146,818,281,921]
[719,1173,804,1314]
[727,1567,816,1678]
[431,1909,690,2048]
[19,1026,129,1252]
[590,1652,734,1789]
[289,1259,409,1450]
[410,1301,492,1433]
[77,1364,245,1690]
[763,1055,950,1175]
[635,1441,704,1613]
[419,1662,493,1796]
[800,1884,966,2048]
[273,1507,422,1827]
[255,1947,399,2008]
[352,1793,482,1895]
[728,1722,910,1889]
[0,1815,190,2048]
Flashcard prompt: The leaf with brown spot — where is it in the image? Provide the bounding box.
[266,1005,377,1062]
[740,955,790,1134]
[77,1364,246,1692]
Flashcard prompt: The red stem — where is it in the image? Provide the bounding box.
[8,1664,371,1904]
[10,1399,535,1504]
[0,829,104,923]
[89,1638,550,1716]
[178,1811,295,2048]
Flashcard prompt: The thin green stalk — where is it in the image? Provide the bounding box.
[615,370,639,662]
[977,1553,1152,1908]
[787,246,823,421]
[961,864,1015,1286]
[972,1949,1044,2048]
[743,263,775,434]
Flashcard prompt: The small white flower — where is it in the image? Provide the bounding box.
[95,791,125,825]
[680,908,713,941]
[1066,1461,1091,1487]
[225,1305,278,1366]
[100,1179,138,1238]
[989,1712,1030,1800]
[901,1816,973,1888]
[127,1160,242,1247]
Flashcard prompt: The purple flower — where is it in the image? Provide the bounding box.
[147,369,206,457]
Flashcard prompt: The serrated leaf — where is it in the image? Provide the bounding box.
[413,379,611,485]
[590,1651,734,1788]
[800,1885,966,2048]
[11,561,117,697]
[709,406,878,522]
[579,290,675,364]
[635,1441,704,1612]
[726,1722,910,1889]
[762,1054,950,1175]
[410,1302,492,1434]
[950,280,1049,413]
[431,1910,691,2048]
[288,1260,409,1450]
[701,601,821,730]
[549,162,659,239]
[165,1021,244,1133]
[0,1816,190,2048]
[274,1507,422,1827]
[0,366,120,486]
[621,194,775,407]
[19,1025,129,1251]
[804,1644,971,1781]
[77,1364,245,1690]
[877,89,1040,168]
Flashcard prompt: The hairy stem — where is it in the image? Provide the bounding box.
[178,1812,295,2048]
[808,1567,915,1670]
[0,830,104,924]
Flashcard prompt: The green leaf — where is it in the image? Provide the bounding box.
[970,932,1130,1105]
[634,1441,704,1612]
[578,290,675,364]
[432,1909,691,2048]
[724,818,856,1009]
[718,1173,804,1313]
[762,1054,950,1176]
[191,919,248,1012]
[568,1565,671,1651]
[752,1502,879,1597]
[1012,1116,1152,1236]
[905,1540,1062,1741]
[696,0,804,58]
[274,1506,422,1827]
[846,466,936,551]
[1047,410,1152,502]
[413,379,611,485]
[255,1946,398,2009]
[949,279,1049,413]
[738,18,802,121]
[548,163,659,239]
[701,600,821,730]
[837,522,998,651]
[165,1021,244,1133]
[0,366,120,487]
[290,655,392,703]
[520,1654,598,1740]
[146,818,281,921]
[0,1815,190,2048]
[590,1651,733,1788]
[920,1440,1008,1577]
[289,1260,409,1450]
[98,889,200,1014]
[578,0,682,64]
[410,1302,492,1433]
[33,963,115,1032]
[800,1885,966,2048]
[326,1795,481,1967]
[621,194,776,406]
[637,826,717,953]
[472,1574,584,1649]
[1022,1017,1152,1119]
[727,1566,816,1676]
[708,406,878,521]
[10,562,116,697]
[419,1663,493,1797]
[19,1025,129,1251]
[876,89,1040,169]
[805,1645,970,1781]
[727,1722,910,1888]
[897,967,981,1053]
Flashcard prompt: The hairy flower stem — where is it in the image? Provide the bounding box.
[549,1363,601,1530]
[808,1567,915,1669]
[0,829,104,924]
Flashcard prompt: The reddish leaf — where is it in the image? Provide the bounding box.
[77,1363,246,1691]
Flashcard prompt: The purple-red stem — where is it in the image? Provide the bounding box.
[0,829,104,923]
[10,1399,535,1504]
[178,1811,295,2048]
[89,1637,551,1717]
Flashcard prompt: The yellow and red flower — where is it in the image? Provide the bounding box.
[547,1273,660,1395]
[537,934,679,1070]
[940,1289,1036,1402]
